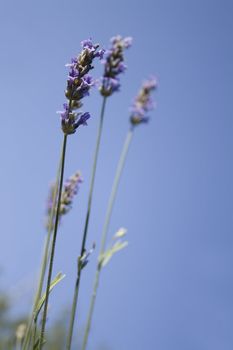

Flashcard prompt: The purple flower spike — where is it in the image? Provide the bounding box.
[60,171,83,216]
[130,77,157,126]
[59,39,104,135]
[100,35,132,97]
[45,171,83,229]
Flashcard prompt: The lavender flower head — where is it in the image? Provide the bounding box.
[130,77,157,126]
[59,39,104,135]
[60,171,83,215]
[45,171,83,229]
[100,35,132,97]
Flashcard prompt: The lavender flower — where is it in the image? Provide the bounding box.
[45,171,83,229]
[59,39,104,135]
[130,77,157,126]
[100,35,132,97]
[60,171,83,216]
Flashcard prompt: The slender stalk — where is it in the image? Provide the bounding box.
[66,96,107,350]
[82,266,101,350]
[15,339,21,350]
[39,134,68,349]
[34,154,62,307]
[32,319,38,348]
[82,127,134,350]
[22,145,62,350]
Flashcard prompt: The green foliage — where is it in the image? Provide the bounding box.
[99,228,128,268]
[0,292,69,350]
[34,272,65,322]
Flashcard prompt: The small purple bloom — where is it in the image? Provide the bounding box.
[100,77,120,95]
[75,112,91,129]
[60,110,91,135]
[100,35,132,97]
[95,49,105,59]
[81,39,95,49]
[81,39,104,59]
[130,77,157,126]
[123,36,133,48]
[117,62,127,73]
[59,103,69,121]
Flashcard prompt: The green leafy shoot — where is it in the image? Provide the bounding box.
[113,227,127,239]
[99,228,128,268]
[33,272,65,322]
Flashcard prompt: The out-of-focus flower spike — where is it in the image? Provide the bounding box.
[130,77,158,126]
[60,171,83,216]
[45,171,83,230]
[100,35,133,97]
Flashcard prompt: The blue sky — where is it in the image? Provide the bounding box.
[0,0,233,349]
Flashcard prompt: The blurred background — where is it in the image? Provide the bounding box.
[0,0,233,349]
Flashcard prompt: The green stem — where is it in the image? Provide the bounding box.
[82,127,134,350]
[39,134,68,349]
[15,339,21,350]
[22,147,62,350]
[34,155,62,306]
[32,318,38,348]
[66,97,107,350]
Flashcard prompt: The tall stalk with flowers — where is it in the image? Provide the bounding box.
[66,35,132,350]
[81,77,157,350]
[18,34,158,350]
[36,39,104,350]
[22,169,83,349]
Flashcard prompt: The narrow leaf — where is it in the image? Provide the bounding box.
[100,241,128,267]
[33,272,65,321]
[114,227,127,239]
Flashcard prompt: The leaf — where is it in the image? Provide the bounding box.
[33,338,39,350]
[100,240,128,268]
[33,272,65,321]
[33,338,46,350]
[114,227,127,239]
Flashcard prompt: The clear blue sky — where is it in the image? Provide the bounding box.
[0,0,233,349]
